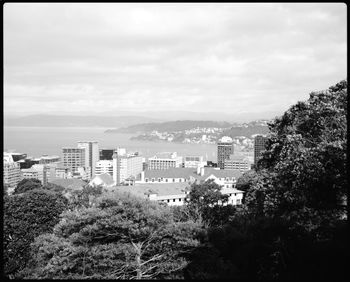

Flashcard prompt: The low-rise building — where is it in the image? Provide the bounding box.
[38,155,60,164]
[137,167,194,184]
[224,154,251,172]
[95,160,113,176]
[148,152,183,170]
[183,155,206,168]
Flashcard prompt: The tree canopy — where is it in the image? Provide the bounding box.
[13,178,43,194]
[3,189,68,277]
[22,192,203,279]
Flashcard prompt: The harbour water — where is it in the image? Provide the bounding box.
[3,126,217,161]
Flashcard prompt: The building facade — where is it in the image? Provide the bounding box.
[148,152,183,170]
[217,136,234,169]
[183,155,206,168]
[21,164,48,184]
[224,154,251,172]
[113,152,143,185]
[95,160,113,176]
[62,147,85,173]
[3,154,22,192]
[254,135,269,166]
[77,141,99,178]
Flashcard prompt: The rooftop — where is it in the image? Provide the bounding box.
[144,167,243,181]
[105,182,190,198]
[145,168,195,179]
[49,178,86,190]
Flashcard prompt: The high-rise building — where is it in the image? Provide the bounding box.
[77,141,99,178]
[148,152,183,170]
[62,147,85,173]
[113,151,143,185]
[3,153,22,193]
[99,149,115,160]
[95,160,113,176]
[254,135,269,166]
[217,136,234,169]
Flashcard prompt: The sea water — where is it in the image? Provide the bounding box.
[3,126,217,161]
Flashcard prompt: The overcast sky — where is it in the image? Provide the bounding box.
[3,3,347,120]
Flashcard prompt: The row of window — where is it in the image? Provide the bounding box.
[145,177,187,183]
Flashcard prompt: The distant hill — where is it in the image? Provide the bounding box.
[4,115,161,128]
[221,125,270,138]
[105,120,234,133]
[105,119,270,135]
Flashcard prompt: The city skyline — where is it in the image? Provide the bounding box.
[4,3,347,122]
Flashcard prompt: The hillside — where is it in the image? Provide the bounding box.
[105,120,235,133]
[4,115,161,128]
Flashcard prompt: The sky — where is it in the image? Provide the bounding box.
[3,3,347,121]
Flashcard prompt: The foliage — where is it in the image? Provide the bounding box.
[43,182,65,193]
[67,184,103,209]
[13,178,42,194]
[22,192,203,279]
[185,80,348,280]
[3,189,68,277]
[246,80,347,231]
[186,179,230,225]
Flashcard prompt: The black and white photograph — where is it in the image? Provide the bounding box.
[3,3,347,280]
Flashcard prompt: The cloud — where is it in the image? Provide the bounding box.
[3,3,347,119]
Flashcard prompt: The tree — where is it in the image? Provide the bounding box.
[13,178,42,194]
[43,182,65,193]
[247,80,347,231]
[186,179,232,226]
[67,184,103,209]
[22,192,203,279]
[3,189,68,277]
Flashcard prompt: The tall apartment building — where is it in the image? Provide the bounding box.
[183,156,206,168]
[148,152,183,170]
[3,153,22,192]
[77,141,99,178]
[113,152,143,185]
[224,154,251,172]
[254,135,269,166]
[217,136,234,169]
[62,147,85,173]
[95,160,113,176]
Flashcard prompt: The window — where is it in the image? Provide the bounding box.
[158,178,161,182]
[167,199,170,203]
[165,179,168,182]
[145,178,148,182]
[173,178,175,182]
[152,178,155,182]
[236,199,241,205]
[173,199,176,202]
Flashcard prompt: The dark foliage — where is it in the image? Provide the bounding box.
[3,189,68,277]
[13,178,42,194]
